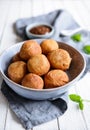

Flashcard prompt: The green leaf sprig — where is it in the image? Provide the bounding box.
[71,33,82,42]
[83,45,90,54]
[69,94,90,110]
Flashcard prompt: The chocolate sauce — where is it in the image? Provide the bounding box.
[30,25,51,35]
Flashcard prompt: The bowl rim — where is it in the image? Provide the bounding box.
[0,40,86,92]
[25,22,54,38]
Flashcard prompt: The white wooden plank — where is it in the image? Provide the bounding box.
[28,0,64,20]
[0,92,8,130]
[76,72,90,130]
[41,0,64,14]
[0,1,10,45]
[0,0,32,129]
[0,0,22,54]
[0,1,10,130]
[1,0,32,130]
[81,0,90,29]
[71,0,90,28]
[5,108,26,130]
[0,75,9,130]
[20,0,32,18]
[62,0,86,27]
[82,0,90,14]
[31,0,44,16]
[58,85,87,130]
[33,119,58,130]
[76,72,90,103]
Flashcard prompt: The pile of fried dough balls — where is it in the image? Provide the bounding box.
[7,39,72,89]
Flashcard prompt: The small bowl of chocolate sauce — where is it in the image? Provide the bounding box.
[25,23,54,39]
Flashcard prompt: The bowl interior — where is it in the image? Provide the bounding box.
[58,42,85,81]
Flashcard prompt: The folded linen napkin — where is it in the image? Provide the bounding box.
[14,9,79,40]
[1,9,90,130]
[1,81,68,130]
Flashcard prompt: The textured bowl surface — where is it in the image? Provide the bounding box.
[0,39,86,100]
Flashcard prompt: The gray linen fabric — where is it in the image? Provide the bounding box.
[1,81,68,130]
[14,9,79,40]
[1,9,90,130]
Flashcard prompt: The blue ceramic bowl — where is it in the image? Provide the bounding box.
[0,39,86,100]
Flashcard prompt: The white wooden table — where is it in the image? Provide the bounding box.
[0,0,90,130]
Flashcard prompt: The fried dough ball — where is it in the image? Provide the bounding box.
[27,54,50,76]
[44,69,69,89]
[12,53,22,62]
[22,73,44,89]
[40,39,59,54]
[8,61,27,83]
[20,40,42,60]
[47,49,72,70]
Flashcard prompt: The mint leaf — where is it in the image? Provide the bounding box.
[69,94,81,103]
[69,94,90,110]
[71,33,81,42]
[79,101,84,110]
[83,45,90,54]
